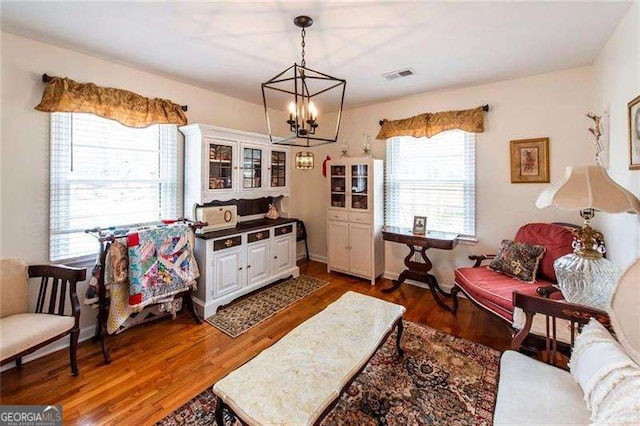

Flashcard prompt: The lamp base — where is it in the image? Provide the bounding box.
[554,253,621,310]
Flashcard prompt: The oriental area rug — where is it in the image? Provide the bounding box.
[205,275,328,338]
[158,321,501,425]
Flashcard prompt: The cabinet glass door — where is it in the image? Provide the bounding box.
[270,150,287,188]
[242,147,263,189]
[208,143,234,190]
[330,165,347,208]
[351,164,368,210]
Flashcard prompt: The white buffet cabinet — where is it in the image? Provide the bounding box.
[193,220,300,318]
[326,158,384,285]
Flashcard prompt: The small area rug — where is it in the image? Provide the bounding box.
[205,275,328,338]
[158,321,501,425]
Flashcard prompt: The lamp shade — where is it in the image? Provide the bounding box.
[536,166,640,213]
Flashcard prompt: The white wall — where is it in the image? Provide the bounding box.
[591,3,640,270]
[0,32,269,360]
[290,67,596,286]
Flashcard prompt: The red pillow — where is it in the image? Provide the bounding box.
[514,223,575,283]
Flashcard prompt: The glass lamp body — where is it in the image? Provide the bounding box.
[554,253,621,310]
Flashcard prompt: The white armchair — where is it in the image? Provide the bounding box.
[494,259,640,425]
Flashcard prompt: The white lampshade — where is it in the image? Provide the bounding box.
[536,166,640,213]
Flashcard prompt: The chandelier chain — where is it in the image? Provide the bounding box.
[300,28,306,68]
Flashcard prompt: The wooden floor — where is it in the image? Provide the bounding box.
[0,260,511,425]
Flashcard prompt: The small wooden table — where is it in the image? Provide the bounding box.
[382,226,459,311]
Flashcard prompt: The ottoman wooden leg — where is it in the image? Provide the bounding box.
[215,396,224,426]
[395,318,405,357]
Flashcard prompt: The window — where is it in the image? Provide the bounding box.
[385,130,476,237]
[50,113,179,262]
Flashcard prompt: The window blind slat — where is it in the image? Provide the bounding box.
[50,112,179,262]
[384,130,476,236]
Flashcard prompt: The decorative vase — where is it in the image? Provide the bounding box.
[554,253,621,310]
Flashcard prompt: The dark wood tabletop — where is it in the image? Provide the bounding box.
[382,226,459,250]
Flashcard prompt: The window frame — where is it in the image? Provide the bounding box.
[384,131,477,238]
[49,112,180,264]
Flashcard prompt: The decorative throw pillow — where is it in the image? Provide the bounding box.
[488,239,546,283]
[569,318,640,424]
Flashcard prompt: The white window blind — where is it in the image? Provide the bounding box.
[385,130,476,236]
[50,113,179,262]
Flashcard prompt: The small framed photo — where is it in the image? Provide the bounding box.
[510,138,550,183]
[629,95,640,170]
[412,216,427,235]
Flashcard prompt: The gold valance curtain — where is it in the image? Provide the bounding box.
[35,77,188,128]
[376,106,485,139]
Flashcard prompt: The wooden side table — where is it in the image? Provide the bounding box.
[382,226,459,311]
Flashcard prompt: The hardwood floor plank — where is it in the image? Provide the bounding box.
[0,260,511,424]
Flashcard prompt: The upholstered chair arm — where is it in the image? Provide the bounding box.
[468,254,496,267]
[511,291,610,355]
[28,265,86,325]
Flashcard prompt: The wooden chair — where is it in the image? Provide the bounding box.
[0,259,86,375]
[296,219,309,260]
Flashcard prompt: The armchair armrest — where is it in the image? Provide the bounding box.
[535,285,562,298]
[468,254,496,268]
[511,291,610,352]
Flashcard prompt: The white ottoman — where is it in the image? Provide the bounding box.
[213,291,406,425]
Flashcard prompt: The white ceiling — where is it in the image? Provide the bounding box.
[0,1,632,108]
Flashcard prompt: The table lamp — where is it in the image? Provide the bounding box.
[536,165,640,309]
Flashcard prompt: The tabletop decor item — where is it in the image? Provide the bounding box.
[361,133,372,158]
[629,94,640,170]
[412,216,427,235]
[265,203,280,219]
[510,137,550,183]
[536,164,640,309]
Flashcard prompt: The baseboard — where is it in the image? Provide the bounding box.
[297,252,328,264]
[0,324,96,373]
[383,270,456,292]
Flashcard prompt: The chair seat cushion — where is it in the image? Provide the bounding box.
[494,351,591,425]
[454,266,560,321]
[0,313,75,361]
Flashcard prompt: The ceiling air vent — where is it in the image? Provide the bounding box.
[383,68,415,81]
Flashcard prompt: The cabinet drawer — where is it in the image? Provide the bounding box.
[349,212,372,224]
[248,229,270,243]
[274,224,293,237]
[213,236,242,251]
[327,210,348,221]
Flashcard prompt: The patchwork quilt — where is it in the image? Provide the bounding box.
[127,224,199,310]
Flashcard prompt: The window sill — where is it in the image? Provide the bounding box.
[457,236,478,245]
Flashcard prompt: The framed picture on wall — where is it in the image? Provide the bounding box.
[629,95,640,170]
[510,138,550,183]
[412,216,427,235]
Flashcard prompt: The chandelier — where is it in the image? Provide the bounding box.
[261,16,346,147]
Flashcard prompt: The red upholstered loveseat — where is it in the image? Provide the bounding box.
[451,223,575,322]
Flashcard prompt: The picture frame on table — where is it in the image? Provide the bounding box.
[629,95,640,170]
[412,216,427,235]
[510,138,550,183]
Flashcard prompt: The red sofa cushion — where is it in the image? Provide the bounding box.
[454,266,561,322]
[514,223,574,283]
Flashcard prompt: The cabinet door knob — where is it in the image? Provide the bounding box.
[274,256,278,259]
[256,232,263,239]
[239,266,243,270]
[247,265,252,268]
[224,239,233,247]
